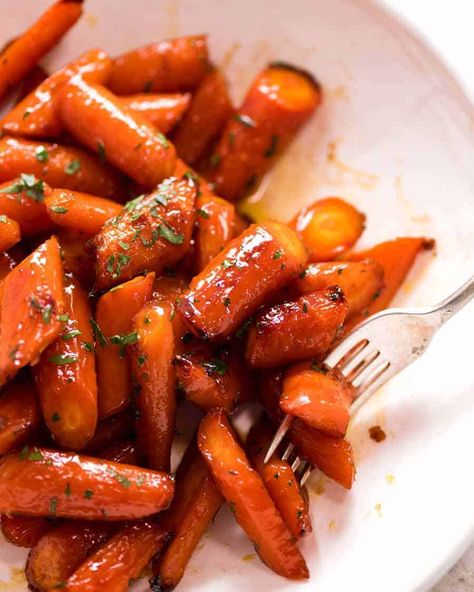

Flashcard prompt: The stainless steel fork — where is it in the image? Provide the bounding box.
[264,275,474,485]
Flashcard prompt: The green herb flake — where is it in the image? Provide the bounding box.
[23,109,31,119]
[97,141,106,162]
[106,255,115,274]
[35,145,49,163]
[143,315,151,325]
[272,250,282,260]
[82,341,95,352]
[201,358,228,376]
[83,489,94,499]
[62,329,82,340]
[183,170,198,184]
[48,354,78,365]
[229,502,236,514]
[302,302,308,313]
[42,304,53,324]
[64,483,72,497]
[159,223,184,245]
[65,159,81,175]
[138,354,147,366]
[58,314,69,322]
[49,497,58,515]
[108,467,132,488]
[118,241,130,251]
[110,331,139,357]
[51,206,68,214]
[90,318,108,346]
[156,132,170,149]
[197,208,210,219]
[28,449,44,462]
[0,173,44,202]
[51,412,61,423]
[221,259,234,269]
[236,317,253,339]
[264,134,279,158]
[234,113,257,128]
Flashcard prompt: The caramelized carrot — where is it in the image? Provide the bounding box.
[0,237,65,386]
[174,69,233,164]
[205,63,321,200]
[58,77,177,187]
[108,35,209,94]
[247,418,312,538]
[90,177,196,291]
[82,411,135,455]
[246,286,348,368]
[173,157,215,196]
[57,229,95,288]
[34,275,98,450]
[0,447,174,520]
[119,92,191,132]
[0,0,83,99]
[296,260,384,318]
[0,215,20,252]
[1,515,53,548]
[129,302,176,471]
[0,378,42,456]
[153,273,188,302]
[0,137,125,199]
[45,188,122,235]
[1,48,112,138]
[95,273,155,418]
[178,221,308,340]
[198,410,309,579]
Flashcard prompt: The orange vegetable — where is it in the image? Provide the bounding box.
[1,515,53,548]
[205,63,321,200]
[0,447,174,520]
[280,362,355,438]
[0,237,65,386]
[82,411,135,455]
[1,48,112,138]
[95,273,155,418]
[173,69,233,164]
[296,259,384,318]
[173,156,215,196]
[152,273,188,302]
[247,418,312,538]
[0,215,20,252]
[119,92,191,132]
[258,368,286,423]
[246,286,348,368]
[0,250,18,281]
[178,221,308,340]
[90,177,196,291]
[198,409,309,580]
[0,0,83,100]
[108,35,209,94]
[57,229,95,289]
[0,137,125,199]
[58,77,177,187]
[34,275,98,450]
[0,378,42,456]
[45,188,122,235]
[129,301,176,471]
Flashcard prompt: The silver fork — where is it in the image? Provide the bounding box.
[264,275,474,485]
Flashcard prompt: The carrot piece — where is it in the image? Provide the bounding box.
[58,78,177,187]
[90,177,196,291]
[173,69,233,164]
[0,137,125,199]
[1,48,112,138]
[173,157,216,196]
[1,515,53,548]
[247,418,312,538]
[56,229,95,289]
[0,0,83,100]
[119,92,191,132]
[0,447,174,520]
[0,378,42,456]
[152,273,188,302]
[246,286,348,369]
[280,362,355,438]
[0,215,20,252]
[296,259,384,318]
[108,35,209,94]
[198,410,309,579]
[45,188,122,236]
[95,273,155,418]
[129,302,176,471]
[178,221,308,340]
[82,411,135,455]
[0,237,65,386]
[205,63,321,201]
[33,275,98,450]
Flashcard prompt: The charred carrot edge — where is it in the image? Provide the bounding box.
[119,93,191,133]
[0,177,54,236]
[198,409,309,580]
[0,215,20,252]
[1,515,53,548]
[0,0,83,99]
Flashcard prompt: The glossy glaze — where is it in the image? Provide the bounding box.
[0,515,52,549]
[120,92,191,132]
[0,216,20,252]
[0,177,54,236]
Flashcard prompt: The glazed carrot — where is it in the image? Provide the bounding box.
[0,0,83,100]
[82,411,135,455]
[119,92,191,132]
[0,176,54,236]
[58,78,177,187]
[0,237,65,386]
[45,189,122,235]
[34,275,98,450]
[0,137,125,199]
[90,177,196,291]
[1,515,53,548]
[153,273,188,302]
[198,410,309,579]
[205,63,321,200]
[296,260,384,318]
[57,229,95,288]
[178,221,308,340]
[173,157,215,196]
[292,197,365,261]
[247,418,312,538]
[129,301,176,471]
[173,69,233,164]
[1,48,112,138]
[108,35,209,94]
[0,447,174,520]
[0,378,42,456]
[280,362,355,438]
[246,286,348,369]
[0,215,20,252]
[95,273,155,418]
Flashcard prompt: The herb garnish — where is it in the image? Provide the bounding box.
[0,173,44,202]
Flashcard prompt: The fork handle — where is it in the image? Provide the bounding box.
[429,274,474,325]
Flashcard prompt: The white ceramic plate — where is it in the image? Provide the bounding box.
[0,1,473,591]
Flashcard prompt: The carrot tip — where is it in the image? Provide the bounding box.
[268,61,322,93]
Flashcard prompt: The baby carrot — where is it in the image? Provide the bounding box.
[1,515,52,549]
[0,215,20,252]
[119,92,191,132]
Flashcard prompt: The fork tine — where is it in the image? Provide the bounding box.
[263,415,293,463]
[291,456,302,472]
[333,339,369,371]
[281,442,294,462]
[355,359,391,394]
[300,465,312,485]
[345,349,380,382]
[295,460,307,475]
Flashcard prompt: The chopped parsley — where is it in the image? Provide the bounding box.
[83,489,94,499]
[272,250,282,260]
[35,145,49,163]
[221,259,234,269]
[51,412,61,423]
[156,132,170,149]
[97,141,106,162]
[197,208,210,219]
[19,446,44,461]
[41,304,53,324]
[108,467,132,488]
[65,159,81,175]
[118,241,130,250]
[49,497,58,515]
[106,253,131,278]
[109,331,139,357]
[64,483,72,497]
[58,314,69,322]
[137,354,147,366]
[50,206,68,214]
[159,223,184,245]
[82,341,95,352]
[48,354,78,365]
[0,173,44,202]
[62,329,82,340]
[90,318,108,346]
[201,358,228,376]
